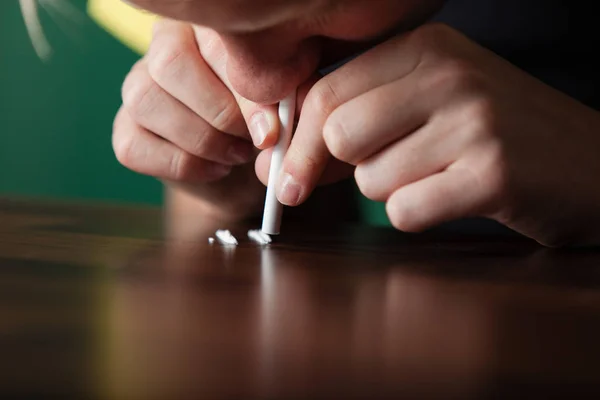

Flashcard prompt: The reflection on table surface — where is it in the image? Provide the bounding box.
[1,197,600,399]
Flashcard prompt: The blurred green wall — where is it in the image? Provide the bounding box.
[0,0,162,205]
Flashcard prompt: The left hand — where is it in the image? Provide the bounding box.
[255,23,600,247]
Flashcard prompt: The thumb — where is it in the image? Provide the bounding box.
[242,72,321,149]
[238,99,280,149]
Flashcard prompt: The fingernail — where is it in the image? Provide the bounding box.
[278,173,303,205]
[249,112,270,147]
[226,142,253,165]
[205,163,232,181]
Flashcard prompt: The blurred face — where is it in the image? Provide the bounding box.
[128,0,446,103]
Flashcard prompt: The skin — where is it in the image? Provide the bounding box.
[114,0,443,220]
[114,0,600,246]
[125,0,443,103]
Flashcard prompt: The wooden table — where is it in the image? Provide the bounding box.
[1,197,599,399]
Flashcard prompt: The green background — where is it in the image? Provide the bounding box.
[0,0,163,205]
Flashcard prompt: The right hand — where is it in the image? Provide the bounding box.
[112,19,283,220]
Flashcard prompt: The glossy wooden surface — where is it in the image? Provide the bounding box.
[1,197,600,399]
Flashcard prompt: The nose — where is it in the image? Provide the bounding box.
[219,33,322,104]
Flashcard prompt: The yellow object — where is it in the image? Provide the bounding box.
[87,0,155,55]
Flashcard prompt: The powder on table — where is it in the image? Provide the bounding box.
[215,230,238,246]
[247,230,272,245]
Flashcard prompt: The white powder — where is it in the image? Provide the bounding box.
[248,229,272,245]
[212,229,271,246]
[215,230,238,246]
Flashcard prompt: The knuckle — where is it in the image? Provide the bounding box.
[209,100,240,132]
[354,166,383,201]
[188,129,213,157]
[168,150,186,181]
[150,19,168,37]
[301,152,320,174]
[197,28,225,63]
[285,148,324,185]
[147,33,189,84]
[323,118,351,162]
[121,64,159,121]
[424,58,486,96]
[168,150,199,182]
[112,121,136,169]
[386,198,417,232]
[460,98,497,143]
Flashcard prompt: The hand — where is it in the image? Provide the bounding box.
[113,19,285,220]
[258,23,600,246]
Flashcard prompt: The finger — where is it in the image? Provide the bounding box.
[249,72,322,150]
[277,31,425,206]
[255,149,354,187]
[121,59,255,166]
[323,72,430,166]
[354,109,474,202]
[296,73,322,116]
[385,166,484,233]
[192,26,281,149]
[112,107,233,183]
[148,20,248,138]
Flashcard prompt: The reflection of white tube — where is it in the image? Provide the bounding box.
[258,248,276,394]
[261,90,297,235]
